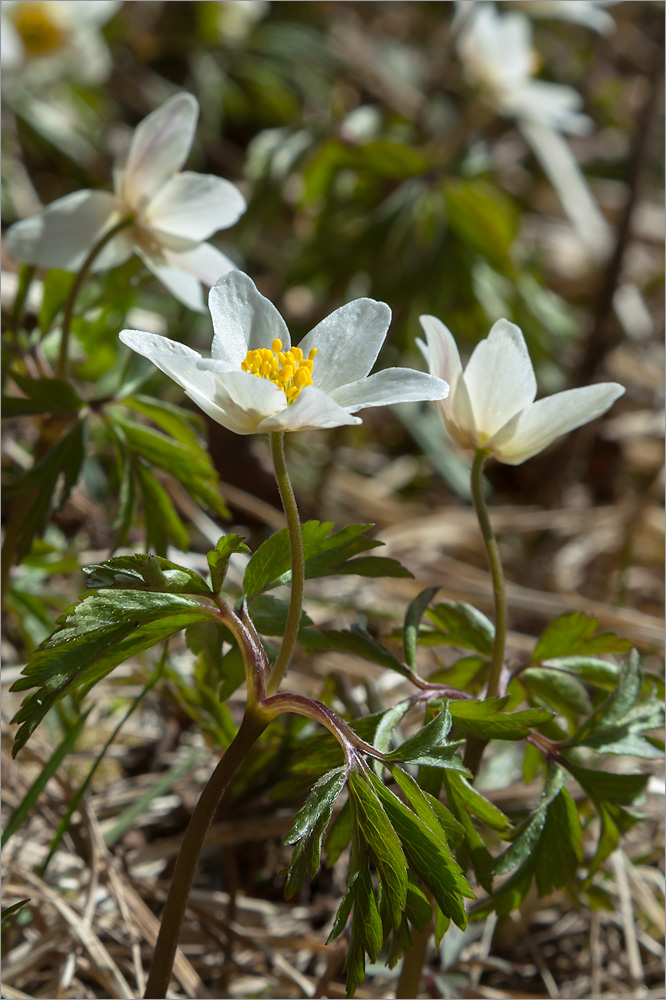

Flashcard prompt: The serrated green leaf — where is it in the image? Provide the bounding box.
[424,793,466,848]
[300,624,411,679]
[403,587,439,671]
[83,554,212,597]
[535,788,582,895]
[425,601,495,655]
[385,706,467,770]
[355,866,383,963]
[563,761,650,807]
[443,771,511,832]
[365,769,474,927]
[113,416,214,482]
[208,534,249,596]
[285,766,346,848]
[531,612,632,663]
[449,698,553,740]
[348,769,408,931]
[442,772,495,892]
[243,520,410,598]
[11,591,216,754]
[404,874,433,932]
[493,763,565,876]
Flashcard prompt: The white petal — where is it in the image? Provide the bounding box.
[297,298,391,394]
[462,319,537,440]
[417,313,479,449]
[121,94,198,213]
[163,241,239,286]
[509,81,593,135]
[208,270,290,366]
[6,190,122,271]
[182,383,259,436]
[136,247,205,313]
[330,368,449,413]
[258,385,361,433]
[144,172,246,240]
[487,382,626,465]
[1,16,24,71]
[417,315,463,386]
[211,368,287,430]
[119,329,214,396]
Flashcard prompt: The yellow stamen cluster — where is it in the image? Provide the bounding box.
[12,2,64,58]
[241,339,317,403]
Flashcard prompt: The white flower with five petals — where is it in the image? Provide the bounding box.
[120,271,450,435]
[417,315,624,465]
[6,93,246,312]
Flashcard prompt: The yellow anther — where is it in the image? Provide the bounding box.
[241,338,316,404]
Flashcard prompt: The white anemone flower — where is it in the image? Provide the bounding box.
[1,1,121,86]
[417,315,624,466]
[456,3,592,135]
[6,93,247,312]
[120,271,450,435]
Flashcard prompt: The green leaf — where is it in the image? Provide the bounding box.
[403,587,439,672]
[208,534,249,596]
[424,794,466,848]
[285,767,347,893]
[572,653,664,758]
[535,788,583,895]
[449,698,554,740]
[243,520,411,598]
[113,416,215,482]
[443,771,511,832]
[83,554,212,597]
[4,416,86,562]
[521,667,593,728]
[120,394,204,453]
[3,375,84,417]
[348,769,408,931]
[493,763,565,876]
[11,591,217,754]
[425,601,495,656]
[385,706,468,771]
[110,436,135,553]
[300,624,412,680]
[531,612,632,663]
[539,655,620,690]
[563,761,650,807]
[364,769,474,927]
[135,460,189,555]
[404,875,433,932]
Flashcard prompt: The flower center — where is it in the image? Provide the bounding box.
[241,339,317,404]
[12,2,64,58]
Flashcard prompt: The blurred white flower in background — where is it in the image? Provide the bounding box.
[6,93,247,312]
[213,0,270,43]
[120,270,449,435]
[418,315,624,466]
[510,1,619,35]
[456,3,592,134]
[1,0,121,87]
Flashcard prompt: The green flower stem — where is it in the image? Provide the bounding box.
[56,215,133,380]
[143,707,268,1000]
[266,431,304,696]
[396,914,433,999]
[465,448,508,775]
